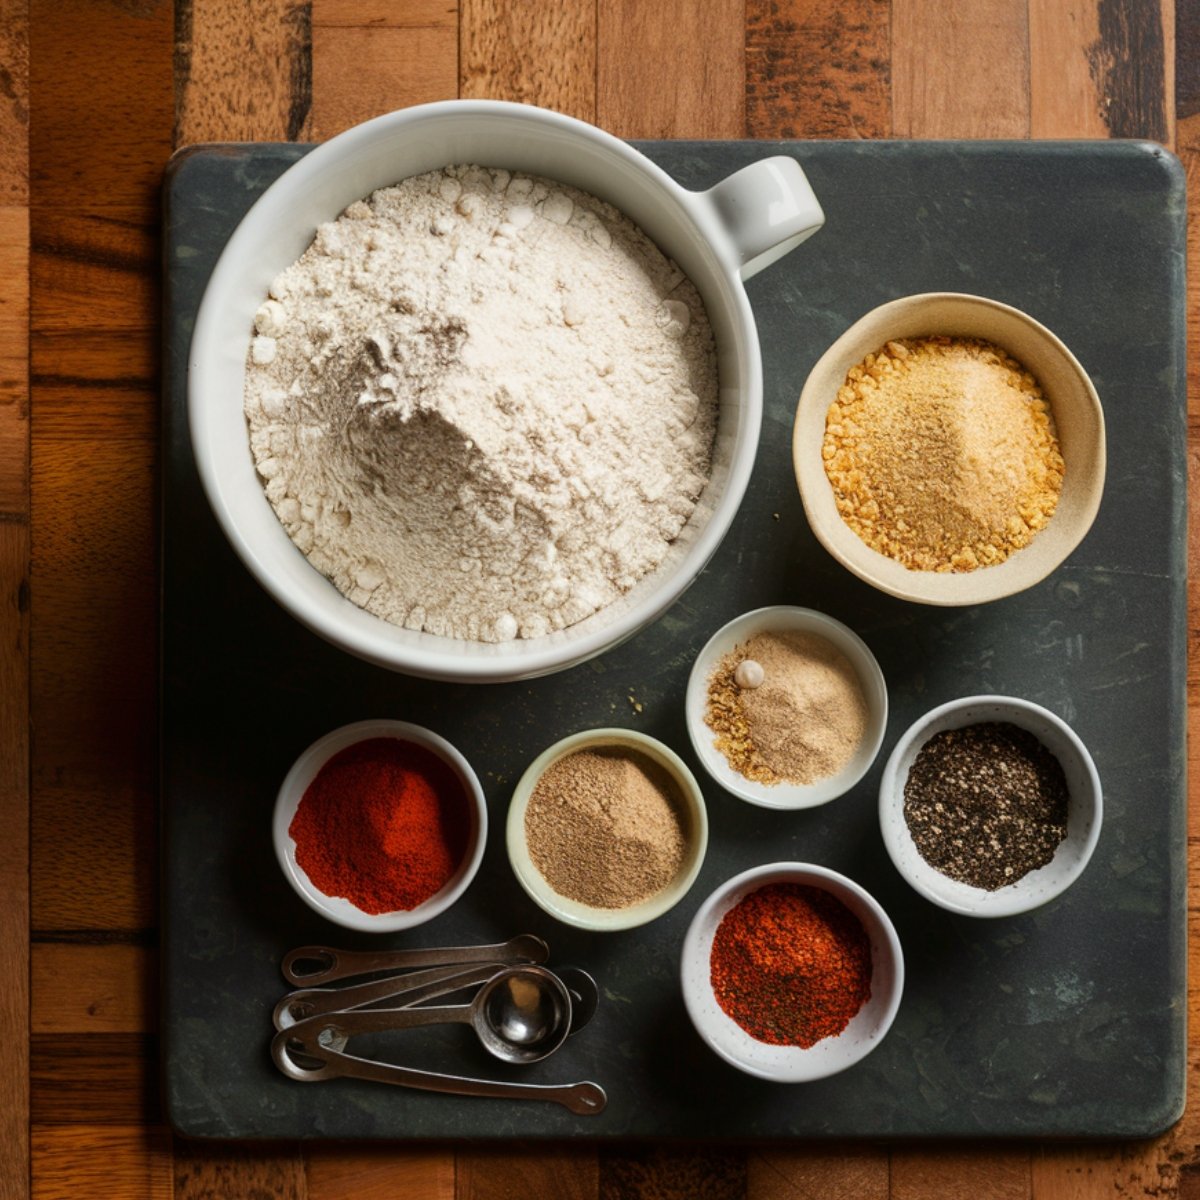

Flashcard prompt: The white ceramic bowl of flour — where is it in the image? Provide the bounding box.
[189,100,824,682]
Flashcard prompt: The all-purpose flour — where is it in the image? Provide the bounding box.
[244,165,718,642]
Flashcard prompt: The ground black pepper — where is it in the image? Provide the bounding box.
[902,721,1069,890]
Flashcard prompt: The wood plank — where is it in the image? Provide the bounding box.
[32,944,154,1034]
[175,0,312,146]
[745,0,890,139]
[891,1149,1031,1200]
[307,1146,454,1199]
[0,9,29,1200]
[600,1147,744,1200]
[309,22,458,139]
[459,1148,597,1200]
[460,0,596,122]
[31,1034,156,1125]
[28,0,172,211]
[746,1148,887,1200]
[0,521,29,1200]
[1181,0,1200,119]
[31,358,158,439]
[32,1125,171,1200]
[597,0,744,139]
[173,1141,305,1200]
[1029,0,1112,138]
[891,0,1030,138]
[28,101,156,933]
[1031,0,1173,143]
[316,0,455,26]
[32,209,156,334]
[1032,1146,1187,1200]
[29,438,157,930]
[0,0,27,204]
[1090,0,1172,143]
[0,208,28,519]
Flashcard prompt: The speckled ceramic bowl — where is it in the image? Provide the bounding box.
[793,292,1106,605]
[681,863,904,1082]
[879,695,1102,917]
[506,727,708,932]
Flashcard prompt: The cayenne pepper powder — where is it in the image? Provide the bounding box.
[289,737,472,915]
[710,883,872,1047]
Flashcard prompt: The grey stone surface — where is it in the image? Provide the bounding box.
[162,140,1186,1140]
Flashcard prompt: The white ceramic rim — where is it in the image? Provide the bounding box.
[793,291,1107,606]
[505,727,709,931]
[272,718,488,933]
[680,862,905,1082]
[188,99,766,682]
[878,695,1103,917]
[684,605,889,809]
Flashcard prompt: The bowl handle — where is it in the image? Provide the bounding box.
[699,157,825,281]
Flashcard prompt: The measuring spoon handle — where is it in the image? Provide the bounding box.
[274,963,502,1030]
[288,1002,473,1046]
[279,1040,606,1115]
[281,935,548,986]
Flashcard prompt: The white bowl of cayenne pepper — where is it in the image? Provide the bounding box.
[794,292,1106,606]
[680,863,904,1082]
[879,695,1103,918]
[273,718,488,933]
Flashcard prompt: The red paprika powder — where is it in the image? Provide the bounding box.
[289,737,472,915]
[710,882,872,1048]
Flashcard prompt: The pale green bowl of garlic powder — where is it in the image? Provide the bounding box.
[506,728,709,931]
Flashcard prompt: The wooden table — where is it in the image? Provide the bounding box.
[3,1,1192,1196]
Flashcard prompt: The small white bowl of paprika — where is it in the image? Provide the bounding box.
[273,718,488,933]
[680,862,903,1082]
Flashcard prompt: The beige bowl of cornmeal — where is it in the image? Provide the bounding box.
[793,292,1106,606]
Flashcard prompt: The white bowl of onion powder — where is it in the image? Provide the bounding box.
[189,100,824,682]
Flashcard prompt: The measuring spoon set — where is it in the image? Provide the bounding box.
[271,935,607,1115]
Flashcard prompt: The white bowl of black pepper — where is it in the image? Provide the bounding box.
[879,695,1102,918]
[505,728,709,932]
[794,292,1106,606]
[685,606,888,809]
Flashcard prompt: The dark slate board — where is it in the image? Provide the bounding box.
[162,140,1187,1140]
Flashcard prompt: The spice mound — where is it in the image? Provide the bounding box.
[822,335,1065,572]
[903,721,1069,890]
[705,629,868,786]
[524,746,688,909]
[289,737,472,915]
[244,164,719,643]
[710,883,872,1048]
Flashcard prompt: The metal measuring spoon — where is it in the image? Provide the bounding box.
[281,934,548,987]
[273,962,504,1031]
[276,965,573,1066]
[555,967,599,1035]
[272,1036,606,1115]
